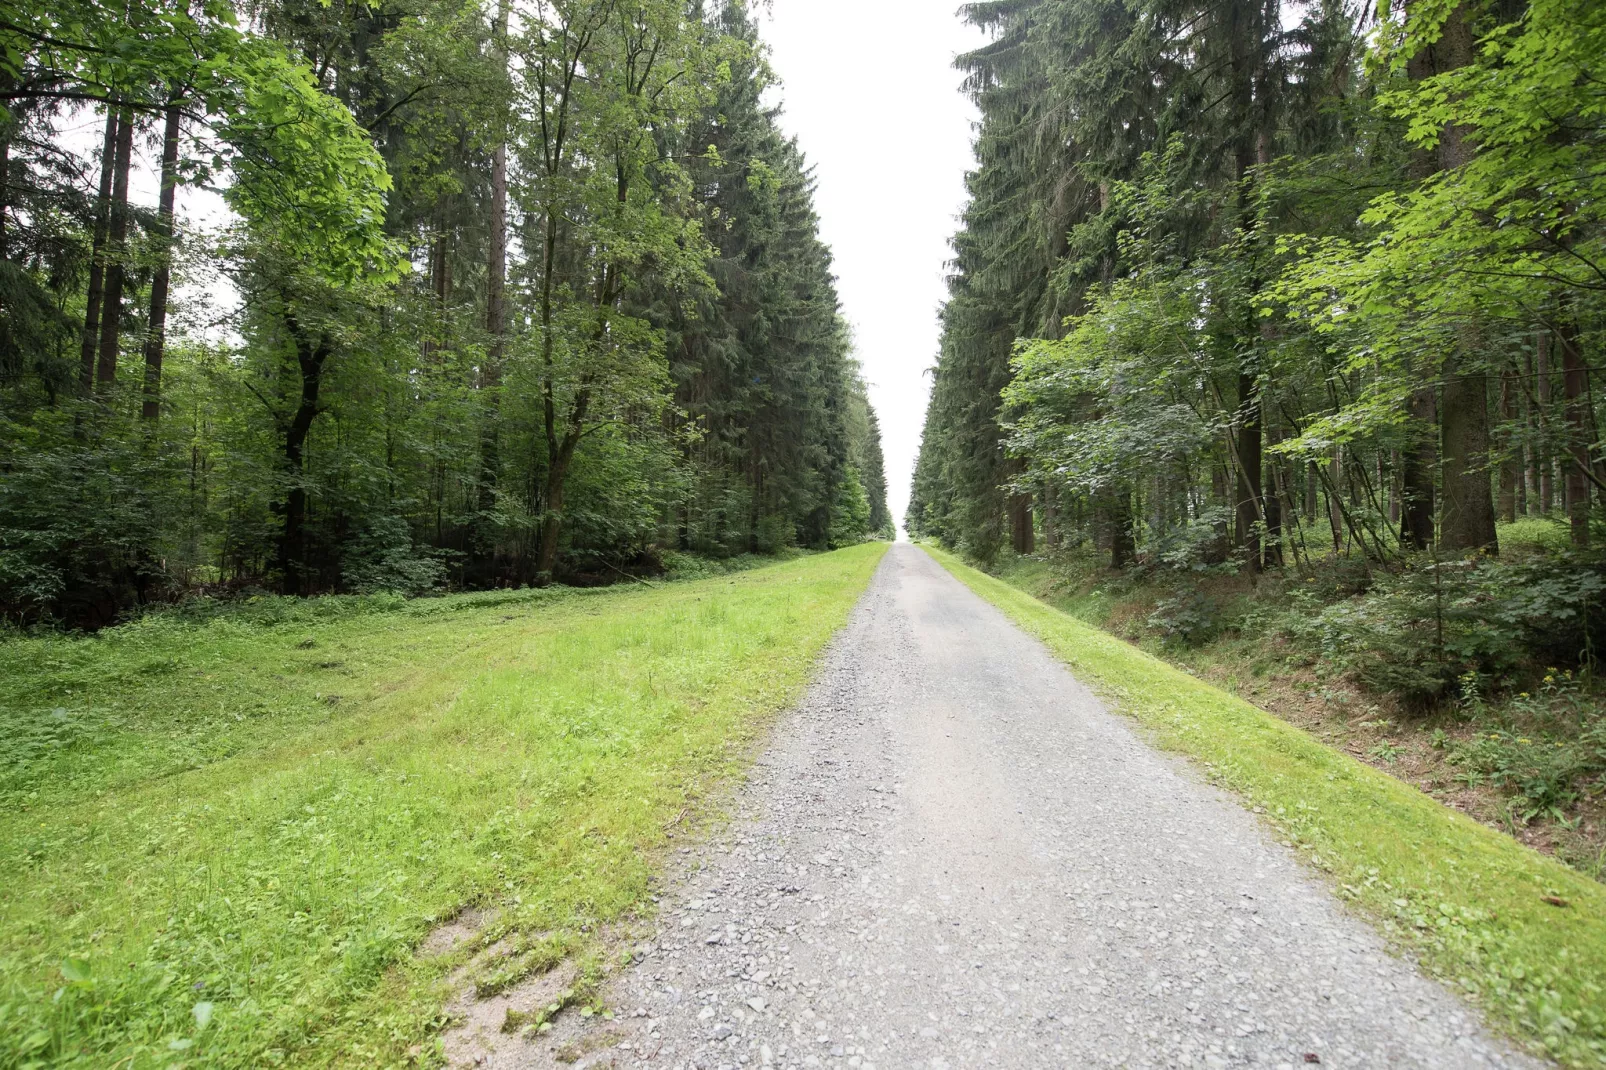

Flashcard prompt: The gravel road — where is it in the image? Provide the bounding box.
[542,543,1539,1070]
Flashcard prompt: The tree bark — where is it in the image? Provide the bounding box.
[1400,387,1437,549]
[1537,330,1554,513]
[1110,485,1135,569]
[96,106,134,388]
[141,104,181,422]
[275,316,331,595]
[1234,371,1263,571]
[1557,313,1592,548]
[1042,481,1058,550]
[1497,367,1519,522]
[80,109,119,395]
[476,0,512,565]
[1439,355,1499,553]
[1263,414,1283,568]
[1009,491,1034,554]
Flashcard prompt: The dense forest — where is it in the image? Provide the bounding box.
[0,0,892,627]
[911,0,1605,696]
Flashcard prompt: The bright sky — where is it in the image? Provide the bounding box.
[758,1,981,534]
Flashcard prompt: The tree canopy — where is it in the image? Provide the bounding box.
[0,0,891,624]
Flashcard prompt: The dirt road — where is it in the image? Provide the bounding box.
[540,543,1537,1069]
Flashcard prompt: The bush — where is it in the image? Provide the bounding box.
[340,515,453,595]
[1290,551,1606,706]
[1147,588,1222,646]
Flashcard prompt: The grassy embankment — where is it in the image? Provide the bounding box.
[977,516,1606,877]
[0,543,887,1068]
[925,543,1606,1068]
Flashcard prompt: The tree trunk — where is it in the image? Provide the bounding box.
[1234,372,1263,571]
[1557,314,1592,548]
[1110,486,1135,569]
[1009,491,1034,554]
[536,401,589,581]
[1497,368,1519,522]
[1536,330,1554,513]
[1042,481,1059,550]
[1439,353,1498,553]
[80,109,119,395]
[96,106,134,388]
[1263,414,1283,568]
[476,0,512,567]
[274,317,331,595]
[1399,388,1437,549]
[1327,451,1345,552]
[141,105,181,422]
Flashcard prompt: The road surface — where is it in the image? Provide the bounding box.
[532,543,1537,1069]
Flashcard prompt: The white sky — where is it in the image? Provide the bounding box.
[758,1,981,534]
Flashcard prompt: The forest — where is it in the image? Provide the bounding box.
[0,0,893,628]
[910,0,1606,858]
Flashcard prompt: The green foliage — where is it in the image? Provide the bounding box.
[0,0,891,621]
[1291,552,1606,706]
[1146,588,1222,647]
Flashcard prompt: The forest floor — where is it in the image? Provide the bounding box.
[0,543,886,1068]
[981,522,1606,882]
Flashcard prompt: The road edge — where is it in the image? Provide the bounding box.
[921,542,1604,1069]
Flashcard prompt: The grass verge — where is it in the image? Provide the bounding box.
[0,542,887,1067]
[923,543,1606,1067]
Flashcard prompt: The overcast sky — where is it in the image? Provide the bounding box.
[758,1,981,534]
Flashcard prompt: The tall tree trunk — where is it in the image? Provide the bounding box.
[1110,485,1135,569]
[96,106,134,388]
[1537,330,1554,513]
[80,109,119,394]
[142,104,181,422]
[0,87,10,263]
[477,0,512,568]
[1327,451,1345,552]
[1439,354,1498,552]
[1497,367,1519,522]
[1400,388,1437,549]
[1557,313,1592,548]
[536,390,591,580]
[1263,413,1283,568]
[1426,3,1497,553]
[275,317,331,595]
[1042,481,1058,550]
[1009,491,1034,554]
[1234,372,1263,571]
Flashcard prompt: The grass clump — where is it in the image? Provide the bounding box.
[926,543,1606,1067]
[0,543,886,1067]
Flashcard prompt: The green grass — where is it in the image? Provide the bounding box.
[923,543,1606,1067]
[0,543,888,1068]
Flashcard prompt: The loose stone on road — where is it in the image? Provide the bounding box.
[543,543,1540,1069]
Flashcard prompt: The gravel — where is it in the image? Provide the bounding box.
[554,543,1541,1069]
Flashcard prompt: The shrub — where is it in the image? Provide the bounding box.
[1146,588,1222,646]
[1289,551,1606,707]
[340,515,453,595]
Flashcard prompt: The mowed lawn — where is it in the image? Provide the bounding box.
[0,543,887,1068]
